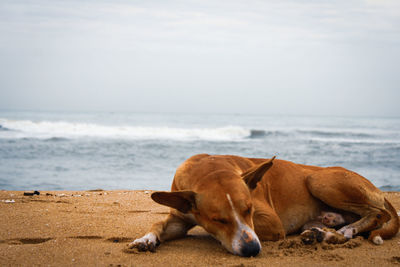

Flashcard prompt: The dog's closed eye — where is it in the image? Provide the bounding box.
[242,205,252,216]
[213,218,229,225]
[245,207,251,215]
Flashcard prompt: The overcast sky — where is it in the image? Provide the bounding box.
[0,0,399,116]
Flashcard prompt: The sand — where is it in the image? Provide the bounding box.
[1,190,399,266]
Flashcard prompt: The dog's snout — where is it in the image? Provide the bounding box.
[240,239,261,257]
[239,230,261,257]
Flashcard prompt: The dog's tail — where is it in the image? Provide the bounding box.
[368,198,400,244]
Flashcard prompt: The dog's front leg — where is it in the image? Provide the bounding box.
[128,213,195,252]
[253,201,286,241]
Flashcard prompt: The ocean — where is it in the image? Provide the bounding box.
[0,110,399,191]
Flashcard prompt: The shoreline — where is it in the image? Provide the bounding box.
[1,190,399,266]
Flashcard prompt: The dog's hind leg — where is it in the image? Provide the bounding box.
[305,168,397,244]
[128,213,195,252]
[367,198,400,244]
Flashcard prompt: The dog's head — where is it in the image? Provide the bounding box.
[151,157,275,257]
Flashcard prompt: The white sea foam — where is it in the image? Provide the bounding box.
[0,118,398,144]
[0,118,250,141]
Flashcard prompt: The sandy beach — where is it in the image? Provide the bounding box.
[1,190,399,266]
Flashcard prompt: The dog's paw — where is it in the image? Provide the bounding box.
[300,227,325,245]
[127,233,158,252]
[342,228,354,239]
[337,226,356,239]
[371,235,383,245]
[300,230,316,245]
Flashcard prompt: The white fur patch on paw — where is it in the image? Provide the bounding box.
[397,211,400,216]
[343,228,354,239]
[337,226,346,235]
[372,235,383,245]
[128,233,158,251]
[337,226,357,239]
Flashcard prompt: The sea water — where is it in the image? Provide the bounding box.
[0,110,399,191]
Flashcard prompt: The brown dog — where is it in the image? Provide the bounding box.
[129,154,399,256]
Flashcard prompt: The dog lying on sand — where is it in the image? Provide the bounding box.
[129,154,399,257]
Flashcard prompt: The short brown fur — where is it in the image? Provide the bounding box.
[129,154,399,255]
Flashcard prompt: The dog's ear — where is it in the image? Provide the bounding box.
[151,191,197,213]
[241,156,276,190]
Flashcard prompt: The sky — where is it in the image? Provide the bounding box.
[0,0,399,117]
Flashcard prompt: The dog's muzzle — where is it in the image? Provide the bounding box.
[236,229,261,257]
[240,231,261,257]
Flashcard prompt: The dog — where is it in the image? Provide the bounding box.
[129,154,399,256]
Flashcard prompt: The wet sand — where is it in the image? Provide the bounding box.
[1,190,399,266]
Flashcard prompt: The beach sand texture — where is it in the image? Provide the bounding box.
[1,190,399,266]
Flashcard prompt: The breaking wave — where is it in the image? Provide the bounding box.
[0,118,398,144]
[0,124,11,131]
[0,118,251,141]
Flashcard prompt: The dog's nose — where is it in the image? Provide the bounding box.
[239,230,261,257]
[240,239,261,257]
